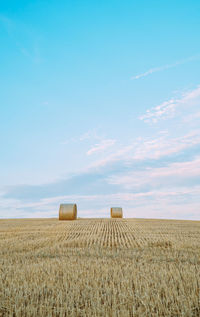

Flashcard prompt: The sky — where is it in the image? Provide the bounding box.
[0,0,200,219]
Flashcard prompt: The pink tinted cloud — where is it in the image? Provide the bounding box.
[87,139,116,155]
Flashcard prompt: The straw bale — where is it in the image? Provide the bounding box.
[110,207,123,218]
[59,204,77,220]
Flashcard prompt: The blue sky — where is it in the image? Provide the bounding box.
[0,0,200,219]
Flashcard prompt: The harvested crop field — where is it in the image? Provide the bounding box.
[0,218,200,316]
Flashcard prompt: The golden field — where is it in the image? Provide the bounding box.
[0,218,200,316]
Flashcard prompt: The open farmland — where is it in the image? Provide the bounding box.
[0,218,200,316]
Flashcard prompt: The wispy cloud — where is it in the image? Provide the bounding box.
[79,129,102,141]
[87,139,116,155]
[131,55,200,80]
[88,129,200,170]
[132,130,200,160]
[183,111,200,122]
[61,129,102,145]
[2,181,200,220]
[108,156,200,190]
[140,86,200,123]
[1,86,200,220]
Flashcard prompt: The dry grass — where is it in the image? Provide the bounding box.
[0,218,200,316]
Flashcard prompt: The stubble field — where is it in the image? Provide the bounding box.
[0,217,200,316]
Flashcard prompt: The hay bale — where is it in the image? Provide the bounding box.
[110,207,123,218]
[59,204,77,220]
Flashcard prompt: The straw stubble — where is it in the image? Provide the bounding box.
[0,218,200,316]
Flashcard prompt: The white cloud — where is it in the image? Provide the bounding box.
[79,129,101,141]
[88,129,200,170]
[131,55,200,80]
[107,156,200,190]
[89,86,200,169]
[1,188,200,220]
[140,86,200,123]
[2,84,200,220]
[183,111,200,123]
[132,130,200,160]
[61,129,102,145]
[87,139,116,155]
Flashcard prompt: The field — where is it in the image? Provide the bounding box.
[0,218,200,316]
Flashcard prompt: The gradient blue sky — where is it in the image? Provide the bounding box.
[1,0,200,219]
